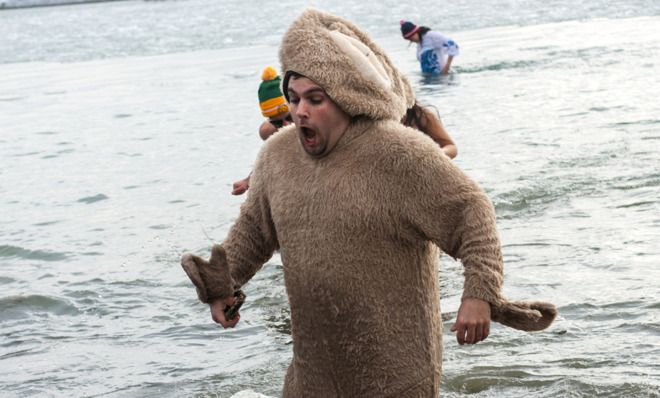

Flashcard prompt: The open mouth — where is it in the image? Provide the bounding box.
[301,126,316,146]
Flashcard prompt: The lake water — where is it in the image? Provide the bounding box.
[1,1,659,397]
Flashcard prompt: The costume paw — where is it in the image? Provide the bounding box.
[181,245,235,303]
[491,300,557,332]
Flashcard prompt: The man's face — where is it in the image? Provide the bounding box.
[287,76,350,158]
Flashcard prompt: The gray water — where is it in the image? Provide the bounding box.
[1,1,659,397]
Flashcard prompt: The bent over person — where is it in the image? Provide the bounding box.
[182,9,556,397]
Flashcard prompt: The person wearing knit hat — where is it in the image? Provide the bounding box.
[257,66,293,140]
[400,19,460,75]
[182,8,556,397]
[231,66,293,195]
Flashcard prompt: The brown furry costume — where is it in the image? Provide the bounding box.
[182,9,556,397]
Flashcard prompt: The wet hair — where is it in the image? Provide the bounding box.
[418,26,431,42]
[402,101,440,129]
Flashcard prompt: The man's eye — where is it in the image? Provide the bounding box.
[310,97,323,104]
[289,97,300,104]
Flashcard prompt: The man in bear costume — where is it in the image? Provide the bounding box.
[182,9,556,397]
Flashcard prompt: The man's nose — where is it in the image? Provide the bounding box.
[295,101,309,119]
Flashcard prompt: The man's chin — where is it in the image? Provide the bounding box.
[303,146,324,157]
[300,139,326,158]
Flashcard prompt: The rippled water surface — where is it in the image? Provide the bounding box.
[1,1,659,397]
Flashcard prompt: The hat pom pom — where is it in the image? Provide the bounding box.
[400,19,405,25]
[261,66,278,81]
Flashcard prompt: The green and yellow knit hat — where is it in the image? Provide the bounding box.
[258,66,289,118]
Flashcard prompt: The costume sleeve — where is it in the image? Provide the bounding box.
[387,129,557,331]
[222,151,280,289]
[399,140,503,305]
[427,31,460,57]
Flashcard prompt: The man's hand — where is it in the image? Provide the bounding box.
[450,298,491,345]
[210,296,241,328]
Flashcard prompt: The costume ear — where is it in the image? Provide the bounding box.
[327,30,392,91]
[280,8,410,120]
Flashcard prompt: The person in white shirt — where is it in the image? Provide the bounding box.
[400,20,460,75]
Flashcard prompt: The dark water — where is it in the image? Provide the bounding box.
[1,1,659,397]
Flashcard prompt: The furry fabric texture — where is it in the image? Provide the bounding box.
[180,8,556,397]
[491,300,557,331]
[225,120,450,396]
[179,119,556,396]
[279,8,414,120]
[181,245,235,303]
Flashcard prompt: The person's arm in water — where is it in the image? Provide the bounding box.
[441,55,454,75]
[427,32,458,75]
[419,107,457,159]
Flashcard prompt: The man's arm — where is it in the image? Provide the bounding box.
[181,152,279,327]
[396,143,503,343]
[445,190,501,346]
[222,153,280,290]
[403,153,504,305]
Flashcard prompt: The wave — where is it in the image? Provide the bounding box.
[443,371,660,397]
[0,245,69,261]
[0,294,79,320]
[456,59,546,74]
[231,391,274,398]
[0,0,120,9]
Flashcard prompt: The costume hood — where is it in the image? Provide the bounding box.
[279,8,414,120]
